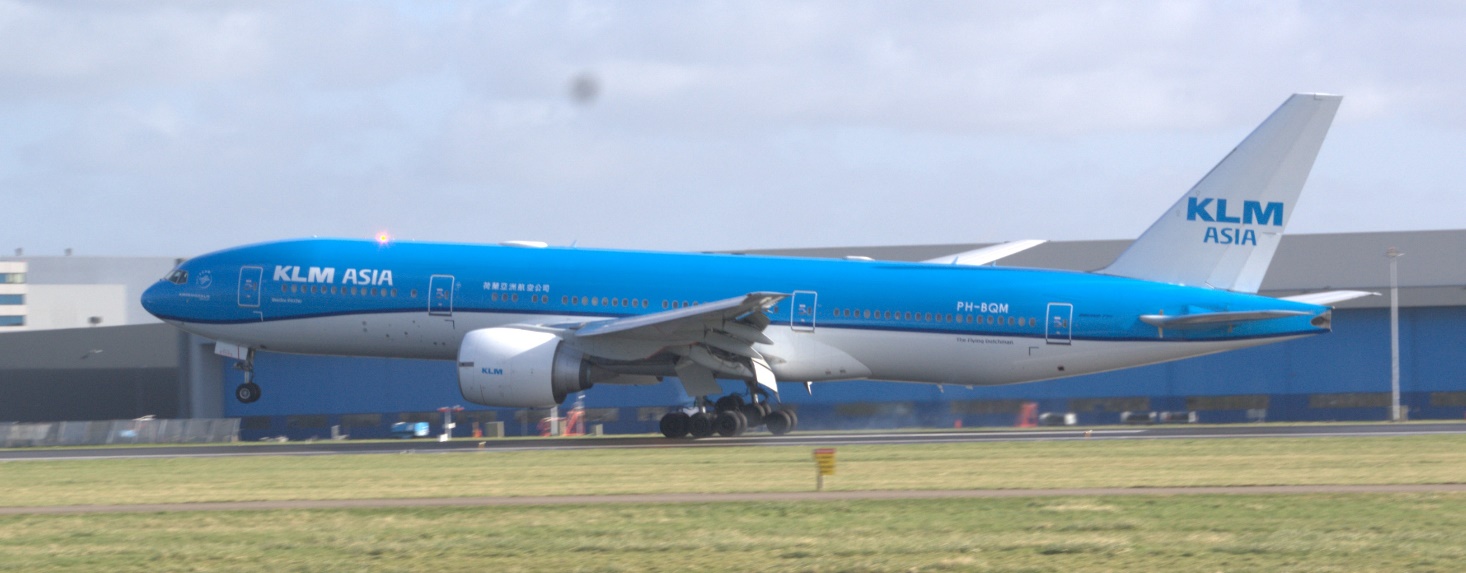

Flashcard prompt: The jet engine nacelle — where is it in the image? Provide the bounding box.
[456,327,596,408]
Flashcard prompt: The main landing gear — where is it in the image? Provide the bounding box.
[233,350,261,404]
[658,384,798,439]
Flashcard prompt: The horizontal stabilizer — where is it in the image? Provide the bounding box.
[924,240,1047,266]
[1140,309,1310,329]
[1280,290,1379,306]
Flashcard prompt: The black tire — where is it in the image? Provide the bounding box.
[715,410,747,437]
[714,394,745,412]
[739,403,765,427]
[659,412,690,438]
[689,412,715,438]
[765,410,794,436]
[235,383,261,404]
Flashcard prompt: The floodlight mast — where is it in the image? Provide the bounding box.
[1387,247,1404,422]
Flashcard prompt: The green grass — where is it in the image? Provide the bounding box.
[3,434,1466,507]
[4,434,1466,571]
[2,494,1464,572]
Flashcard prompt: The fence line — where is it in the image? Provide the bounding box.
[0,418,239,448]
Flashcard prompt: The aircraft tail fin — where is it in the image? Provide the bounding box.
[1100,93,1342,293]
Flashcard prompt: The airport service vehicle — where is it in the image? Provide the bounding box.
[142,94,1367,438]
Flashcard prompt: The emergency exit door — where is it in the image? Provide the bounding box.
[791,290,817,332]
[1046,302,1073,345]
[429,275,455,316]
[237,266,262,308]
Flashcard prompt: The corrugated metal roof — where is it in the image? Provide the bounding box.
[741,229,1466,309]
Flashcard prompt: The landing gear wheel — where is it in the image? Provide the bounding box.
[714,410,747,437]
[765,410,796,436]
[659,412,691,438]
[739,403,765,428]
[714,394,745,413]
[688,412,715,438]
[235,383,261,404]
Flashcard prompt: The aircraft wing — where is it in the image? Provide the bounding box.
[570,292,787,396]
[924,240,1046,266]
[574,292,785,340]
[1280,290,1378,306]
[1139,310,1311,329]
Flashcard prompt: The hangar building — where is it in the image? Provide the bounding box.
[1,230,1462,439]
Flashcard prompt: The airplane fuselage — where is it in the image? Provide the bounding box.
[142,238,1330,388]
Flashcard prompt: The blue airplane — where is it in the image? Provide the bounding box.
[142,93,1369,438]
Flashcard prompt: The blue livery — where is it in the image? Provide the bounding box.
[142,94,1356,438]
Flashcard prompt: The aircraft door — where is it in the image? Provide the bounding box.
[1045,302,1073,345]
[429,274,455,316]
[238,266,262,308]
[791,290,817,332]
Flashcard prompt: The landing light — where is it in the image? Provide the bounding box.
[376,232,391,245]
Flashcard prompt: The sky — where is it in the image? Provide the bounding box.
[2,1,1463,257]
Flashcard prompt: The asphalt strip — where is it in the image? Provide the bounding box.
[5,484,1466,515]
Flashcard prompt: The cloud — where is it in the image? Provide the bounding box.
[2,1,1464,255]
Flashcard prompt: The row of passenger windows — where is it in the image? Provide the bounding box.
[268,282,1034,331]
[830,307,1038,328]
[490,293,657,308]
[494,293,704,311]
[280,283,408,298]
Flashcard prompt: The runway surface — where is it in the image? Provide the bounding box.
[5,483,1466,516]
[3,421,1464,462]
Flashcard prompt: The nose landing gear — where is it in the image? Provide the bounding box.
[233,350,261,404]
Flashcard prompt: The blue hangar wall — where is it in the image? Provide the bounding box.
[225,306,1466,440]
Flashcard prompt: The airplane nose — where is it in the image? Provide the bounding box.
[141,282,167,318]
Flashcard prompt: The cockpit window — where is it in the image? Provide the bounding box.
[165,270,188,285]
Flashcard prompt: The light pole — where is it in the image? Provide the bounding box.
[1386,247,1404,422]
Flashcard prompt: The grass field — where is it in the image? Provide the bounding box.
[3,434,1466,506]
[3,495,1465,572]
[2,433,1465,571]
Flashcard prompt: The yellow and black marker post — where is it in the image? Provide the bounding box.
[813,448,836,491]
